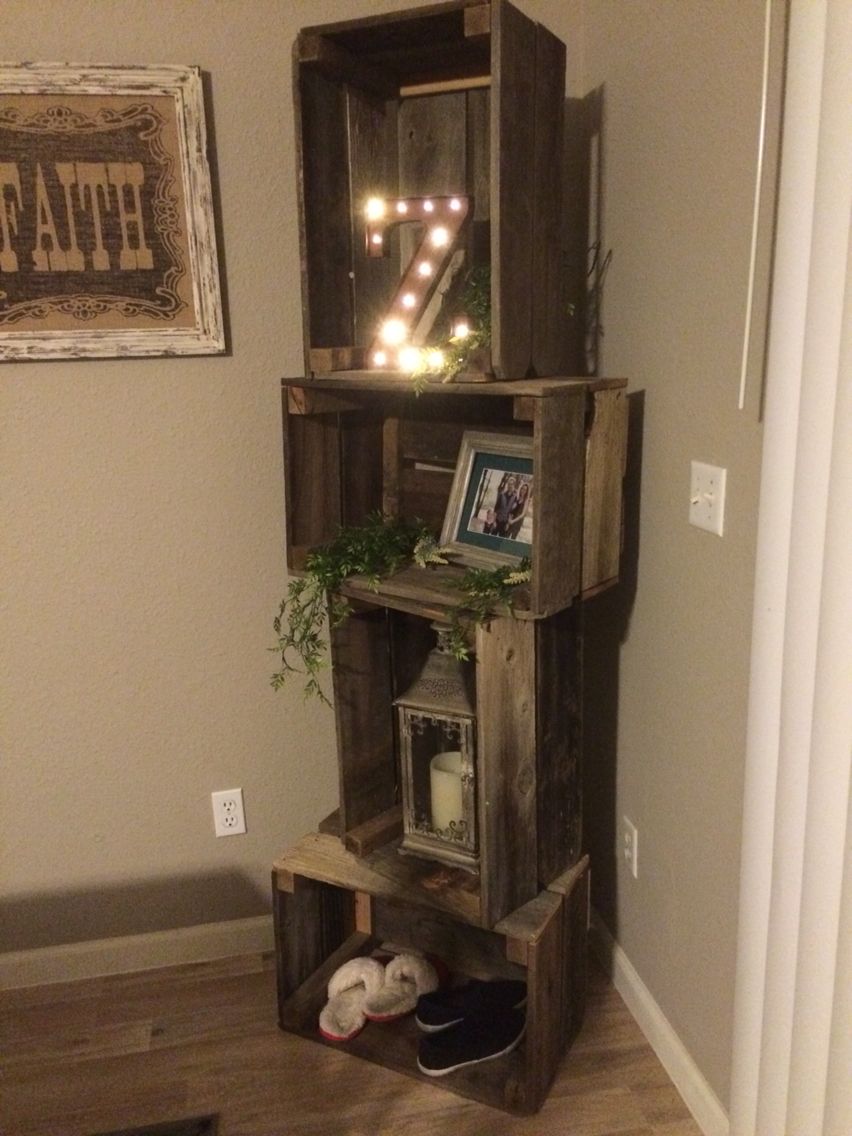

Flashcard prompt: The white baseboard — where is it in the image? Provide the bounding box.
[590,911,730,1136]
[0,915,274,990]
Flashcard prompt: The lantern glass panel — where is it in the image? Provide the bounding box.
[398,707,477,869]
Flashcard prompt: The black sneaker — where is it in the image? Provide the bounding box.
[417,1009,526,1077]
[415,979,527,1033]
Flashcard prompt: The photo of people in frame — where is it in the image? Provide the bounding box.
[466,467,533,545]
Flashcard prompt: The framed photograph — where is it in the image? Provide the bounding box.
[440,430,534,568]
[0,63,224,360]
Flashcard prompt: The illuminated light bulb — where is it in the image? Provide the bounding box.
[396,200,408,214]
[417,261,433,277]
[379,318,408,345]
[453,320,470,339]
[365,197,386,220]
[398,346,421,371]
[401,292,416,309]
[430,226,449,248]
[373,350,388,366]
[423,199,434,213]
[371,233,383,246]
[449,198,462,211]
[426,349,445,370]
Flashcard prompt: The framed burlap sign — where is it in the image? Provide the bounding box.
[0,63,224,359]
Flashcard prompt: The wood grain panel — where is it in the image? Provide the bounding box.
[582,385,629,593]
[398,92,467,199]
[341,411,384,526]
[531,23,567,376]
[532,388,586,613]
[372,898,527,983]
[397,88,466,284]
[281,395,341,566]
[272,874,350,1014]
[476,616,538,926]
[330,607,396,835]
[274,831,482,926]
[536,605,584,885]
[347,87,399,346]
[297,33,398,99]
[564,863,590,1045]
[490,0,537,377]
[296,68,353,353]
[515,891,564,1112]
[467,85,490,224]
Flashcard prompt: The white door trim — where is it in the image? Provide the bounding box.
[730,2,852,1133]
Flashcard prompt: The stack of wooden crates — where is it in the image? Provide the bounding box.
[272,0,628,1114]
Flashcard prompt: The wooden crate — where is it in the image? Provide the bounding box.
[327,602,583,928]
[281,374,628,617]
[293,0,581,380]
[273,834,589,1115]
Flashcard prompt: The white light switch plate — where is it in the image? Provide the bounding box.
[690,461,726,536]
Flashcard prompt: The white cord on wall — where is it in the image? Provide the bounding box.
[738,0,774,411]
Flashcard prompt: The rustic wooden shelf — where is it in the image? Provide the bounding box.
[286,372,625,396]
[274,830,483,925]
[275,2,627,1114]
[339,561,531,621]
[282,374,627,615]
[273,832,589,1115]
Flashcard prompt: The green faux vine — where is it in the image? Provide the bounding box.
[412,534,531,659]
[271,514,430,703]
[270,515,531,702]
[411,266,491,391]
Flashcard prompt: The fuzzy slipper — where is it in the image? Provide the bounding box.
[363,952,440,1023]
[318,956,386,1041]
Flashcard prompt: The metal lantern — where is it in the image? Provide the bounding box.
[394,623,478,871]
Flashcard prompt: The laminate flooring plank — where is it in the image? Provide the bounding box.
[0,952,700,1136]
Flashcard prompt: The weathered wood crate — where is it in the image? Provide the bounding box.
[328,602,582,929]
[293,0,581,380]
[279,373,626,925]
[273,834,589,1115]
[281,374,628,617]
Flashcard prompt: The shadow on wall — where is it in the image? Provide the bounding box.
[0,870,269,953]
[583,390,645,941]
[564,85,607,378]
[565,77,643,940]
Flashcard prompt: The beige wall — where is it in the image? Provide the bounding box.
[1,0,769,1113]
[0,0,357,949]
[533,0,768,1106]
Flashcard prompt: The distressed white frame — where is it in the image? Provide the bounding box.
[0,63,224,359]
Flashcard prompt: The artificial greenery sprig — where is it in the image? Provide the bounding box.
[271,515,531,700]
[411,266,492,391]
[271,514,431,703]
[445,558,532,660]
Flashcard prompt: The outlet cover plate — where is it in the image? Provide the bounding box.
[622,815,639,879]
[211,788,246,837]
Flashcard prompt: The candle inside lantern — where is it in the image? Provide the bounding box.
[430,750,463,833]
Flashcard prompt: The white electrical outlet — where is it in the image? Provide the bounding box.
[622,816,639,879]
[689,461,727,536]
[211,788,246,837]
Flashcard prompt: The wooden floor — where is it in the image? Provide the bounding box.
[0,952,701,1136]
